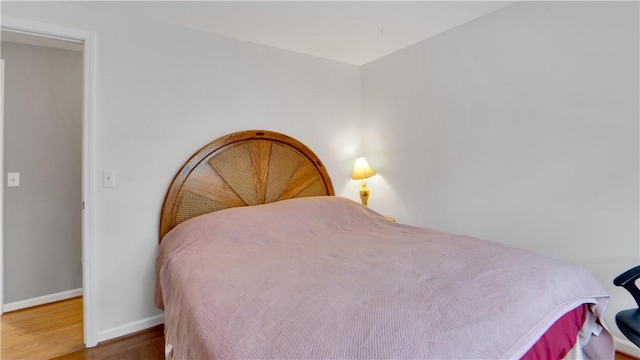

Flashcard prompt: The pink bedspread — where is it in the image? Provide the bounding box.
[156,196,613,359]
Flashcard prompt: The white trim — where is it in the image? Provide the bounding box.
[614,336,640,358]
[2,31,83,52]
[96,314,164,344]
[2,28,83,44]
[1,16,97,347]
[3,288,83,313]
[81,24,98,350]
[0,59,5,316]
[1,17,89,43]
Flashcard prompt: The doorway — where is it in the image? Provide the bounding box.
[0,18,97,347]
[1,31,83,312]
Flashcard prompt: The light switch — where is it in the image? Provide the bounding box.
[7,172,19,187]
[103,169,115,188]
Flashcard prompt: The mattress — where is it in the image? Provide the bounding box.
[156,196,613,359]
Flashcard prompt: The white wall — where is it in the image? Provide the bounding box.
[1,1,362,342]
[361,0,639,349]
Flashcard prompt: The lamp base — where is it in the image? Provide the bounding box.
[359,180,370,207]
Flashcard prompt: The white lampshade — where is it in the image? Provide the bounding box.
[351,157,376,180]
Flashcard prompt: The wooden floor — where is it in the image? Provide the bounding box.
[1,296,637,360]
[2,297,84,359]
[1,297,163,360]
[51,325,164,360]
[619,351,640,360]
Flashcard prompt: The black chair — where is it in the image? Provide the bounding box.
[614,265,640,347]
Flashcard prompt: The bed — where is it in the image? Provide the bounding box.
[156,130,614,359]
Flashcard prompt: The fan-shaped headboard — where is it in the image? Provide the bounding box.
[159,130,335,241]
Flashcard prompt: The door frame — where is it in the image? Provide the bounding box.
[1,17,98,347]
[0,59,4,318]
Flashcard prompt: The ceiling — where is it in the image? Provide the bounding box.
[77,1,514,65]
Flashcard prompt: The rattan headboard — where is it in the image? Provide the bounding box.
[159,130,335,240]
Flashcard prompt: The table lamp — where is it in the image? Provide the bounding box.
[351,157,376,207]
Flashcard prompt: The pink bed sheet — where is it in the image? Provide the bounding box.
[156,196,613,359]
[521,304,585,359]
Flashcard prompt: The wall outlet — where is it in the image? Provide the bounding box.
[7,172,19,187]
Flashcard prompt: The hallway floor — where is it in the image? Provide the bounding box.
[1,297,84,359]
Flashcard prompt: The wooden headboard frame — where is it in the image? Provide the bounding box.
[159,130,335,241]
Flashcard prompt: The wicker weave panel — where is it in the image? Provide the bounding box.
[279,160,322,200]
[265,143,304,203]
[294,179,328,199]
[182,164,245,208]
[175,191,229,226]
[209,143,259,206]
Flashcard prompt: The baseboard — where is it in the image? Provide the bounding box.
[96,314,164,344]
[2,288,82,312]
[615,336,640,358]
